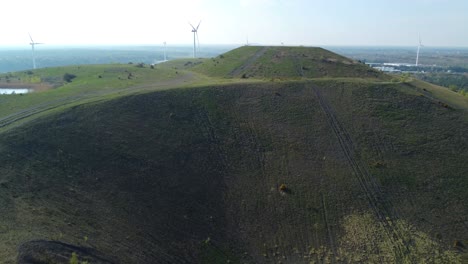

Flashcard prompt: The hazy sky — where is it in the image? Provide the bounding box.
[1,0,467,47]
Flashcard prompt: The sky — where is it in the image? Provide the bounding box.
[0,0,467,47]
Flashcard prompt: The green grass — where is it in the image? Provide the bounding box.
[191,46,266,77]
[0,64,206,134]
[405,78,468,110]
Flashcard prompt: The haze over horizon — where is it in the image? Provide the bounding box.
[1,0,467,47]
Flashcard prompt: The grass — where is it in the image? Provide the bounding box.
[192,46,390,80]
[191,46,266,77]
[0,63,208,135]
[0,46,467,263]
[336,213,461,263]
[405,78,468,110]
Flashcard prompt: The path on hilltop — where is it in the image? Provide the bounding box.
[229,47,269,77]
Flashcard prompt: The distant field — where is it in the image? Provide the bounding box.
[329,46,468,68]
[0,45,237,73]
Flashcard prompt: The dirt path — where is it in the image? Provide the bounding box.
[229,47,269,77]
[310,84,409,260]
[0,72,195,130]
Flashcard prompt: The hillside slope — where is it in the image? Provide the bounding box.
[0,80,466,263]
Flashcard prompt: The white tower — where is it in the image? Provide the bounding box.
[189,21,201,58]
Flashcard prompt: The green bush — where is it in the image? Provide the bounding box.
[63,73,77,83]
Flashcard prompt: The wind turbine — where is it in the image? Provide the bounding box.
[29,34,43,69]
[189,21,201,58]
[415,35,423,67]
[163,41,167,61]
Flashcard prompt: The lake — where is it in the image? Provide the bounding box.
[0,88,31,94]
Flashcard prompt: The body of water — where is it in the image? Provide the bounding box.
[0,88,30,94]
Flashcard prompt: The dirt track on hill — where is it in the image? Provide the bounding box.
[311,83,410,260]
[229,47,269,77]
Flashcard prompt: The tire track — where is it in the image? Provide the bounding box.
[310,84,409,260]
[0,96,85,128]
[229,47,269,77]
[321,192,336,261]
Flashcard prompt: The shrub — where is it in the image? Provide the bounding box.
[63,73,77,83]
[279,184,290,194]
[70,252,78,264]
[371,161,386,168]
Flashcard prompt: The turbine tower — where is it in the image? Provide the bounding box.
[415,35,423,67]
[29,34,43,69]
[163,41,167,61]
[189,21,201,58]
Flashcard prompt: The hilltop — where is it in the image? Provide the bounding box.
[192,46,388,80]
[0,46,467,263]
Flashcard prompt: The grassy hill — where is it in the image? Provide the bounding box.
[0,46,467,263]
[192,46,388,80]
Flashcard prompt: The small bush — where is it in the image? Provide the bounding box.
[63,73,77,83]
[453,240,465,249]
[371,161,386,168]
[70,252,78,264]
[279,184,290,194]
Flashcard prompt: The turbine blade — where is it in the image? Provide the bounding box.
[189,22,196,30]
[196,32,200,50]
[28,33,34,43]
[196,20,201,30]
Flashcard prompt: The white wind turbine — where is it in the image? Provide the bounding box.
[163,41,167,61]
[189,21,201,58]
[415,35,424,67]
[29,34,43,69]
